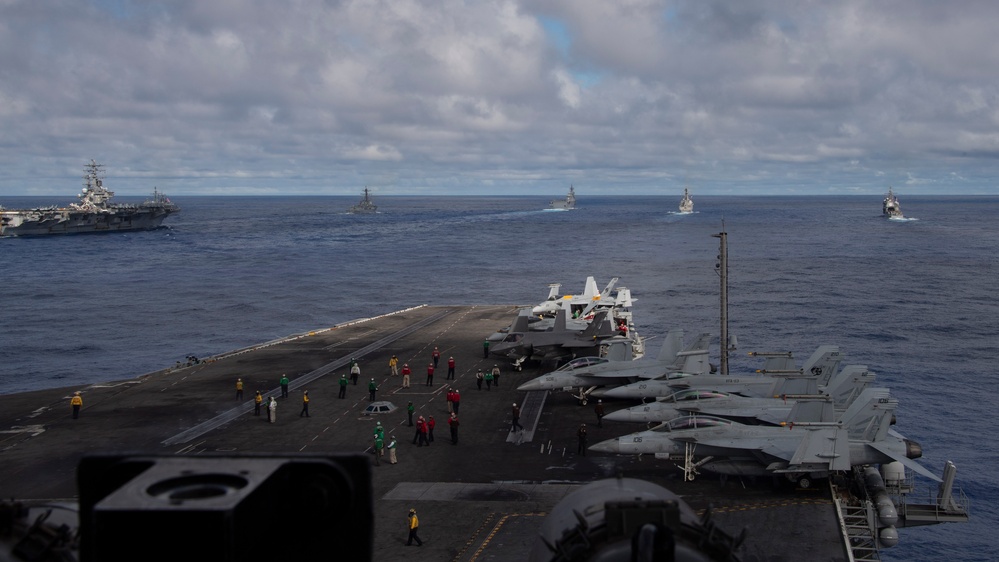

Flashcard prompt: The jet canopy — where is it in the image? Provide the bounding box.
[652,415,735,433]
[664,389,733,404]
[553,356,610,372]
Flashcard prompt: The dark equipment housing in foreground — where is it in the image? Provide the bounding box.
[77,453,372,562]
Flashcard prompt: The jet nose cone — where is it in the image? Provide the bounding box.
[602,410,631,423]
[588,439,622,454]
[601,386,630,399]
[517,379,543,391]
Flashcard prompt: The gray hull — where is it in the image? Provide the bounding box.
[1,208,175,236]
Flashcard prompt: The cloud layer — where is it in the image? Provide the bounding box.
[2,0,997,195]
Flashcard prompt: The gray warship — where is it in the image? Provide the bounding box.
[549,185,576,210]
[883,187,903,218]
[347,187,377,213]
[0,160,179,237]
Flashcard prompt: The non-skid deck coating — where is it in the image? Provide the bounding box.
[0,305,848,561]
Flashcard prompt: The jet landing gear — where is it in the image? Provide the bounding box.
[674,447,713,482]
[570,386,598,406]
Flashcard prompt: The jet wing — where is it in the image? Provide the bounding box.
[673,434,800,462]
[867,441,942,482]
[786,428,851,472]
[684,404,793,425]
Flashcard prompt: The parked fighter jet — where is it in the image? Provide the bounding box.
[515,330,712,404]
[589,388,940,487]
[532,277,625,317]
[602,364,876,425]
[490,309,616,370]
[601,345,844,400]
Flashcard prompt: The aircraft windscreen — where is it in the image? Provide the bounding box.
[669,389,730,402]
[666,416,734,431]
[554,356,609,371]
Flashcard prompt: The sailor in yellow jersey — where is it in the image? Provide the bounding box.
[406,508,422,546]
[70,391,83,419]
[299,390,310,417]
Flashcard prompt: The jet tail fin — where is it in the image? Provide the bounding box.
[615,287,634,308]
[545,283,561,301]
[582,276,599,299]
[580,278,619,316]
[657,330,684,362]
[837,387,894,442]
[671,332,711,374]
[553,308,568,332]
[822,365,876,410]
[511,310,531,334]
[801,346,843,386]
[580,310,609,338]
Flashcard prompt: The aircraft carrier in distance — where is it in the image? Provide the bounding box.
[0,160,179,237]
[0,305,968,561]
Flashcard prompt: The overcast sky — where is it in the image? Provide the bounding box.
[2,0,997,196]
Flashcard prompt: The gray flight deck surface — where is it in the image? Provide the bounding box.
[0,305,848,561]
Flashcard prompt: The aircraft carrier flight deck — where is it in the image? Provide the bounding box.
[0,305,850,561]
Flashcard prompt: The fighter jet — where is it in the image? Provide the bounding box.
[600,345,844,400]
[489,308,617,370]
[602,364,876,425]
[532,277,625,318]
[589,387,940,487]
[515,330,712,404]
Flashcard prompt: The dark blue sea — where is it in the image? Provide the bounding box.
[1,194,996,560]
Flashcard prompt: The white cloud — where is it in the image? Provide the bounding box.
[0,0,997,195]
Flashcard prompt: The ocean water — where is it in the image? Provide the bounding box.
[1,194,996,560]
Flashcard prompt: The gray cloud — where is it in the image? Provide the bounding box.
[1,0,996,195]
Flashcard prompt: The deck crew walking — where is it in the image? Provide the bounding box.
[511,403,523,432]
[446,356,455,380]
[406,509,423,546]
[299,391,310,417]
[70,392,83,419]
[236,378,243,400]
[254,391,263,415]
[389,355,399,376]
[268,397,277,423]
[350,361,361,385]
[339,374,348,398]
[279,374,290,398]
